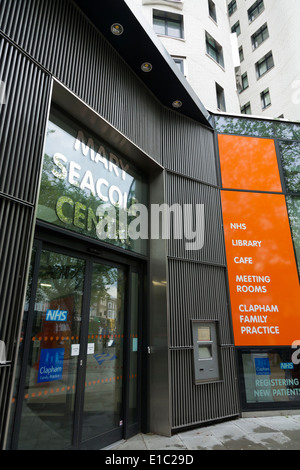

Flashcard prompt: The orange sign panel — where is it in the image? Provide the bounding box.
[218,134,282,192]
[221,191,300,347]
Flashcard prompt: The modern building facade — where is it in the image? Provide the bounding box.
[0,0,299,451]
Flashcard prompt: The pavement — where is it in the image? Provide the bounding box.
[109,413,300,451]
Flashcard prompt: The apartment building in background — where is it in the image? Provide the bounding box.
[228,0,300,120]
[133,0,241,114]
[133,0,300,121]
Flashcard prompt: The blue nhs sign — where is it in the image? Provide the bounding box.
[46,309,68,322]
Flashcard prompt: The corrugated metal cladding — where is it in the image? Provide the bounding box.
[171,348,239,429]
[162,108,217,186]
[164,137,238,428]
[168,260,239,428]
[0,0,162,163]
[0,34,51,446]
[165,173,225,265]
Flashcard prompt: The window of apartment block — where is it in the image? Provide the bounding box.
[172,56,185,75]
[231,21,241,36]
[228,0,237,17]
[251,23,269,49]
[208,0,217,22]
[248,0,264,23]
[241,102,251,114]
[255,51,274,78]
[206,32,224,68]
[153,10,184,38]
[261,88,271,109]
[240,72,249,93]
[239,46,244,62]
[216,83,226,111]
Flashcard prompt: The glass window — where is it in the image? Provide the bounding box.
[251,23,269,49]
[216,83,226,111]
[256,51,274,78]
[153,10,184,38]
[206,32,224,68]
[286,196,300,274]
[241,102,252,115]
[240,349,300,408]
[240,72,249,93]
[214,115,274,138]
[279,141,300,193]
[37,109,148,255]
[228,0,237,16]
[208,0,217,22]
[231,21,241,36]
[274,122,300,141]
[172,57,185,75]
[261,88,271,109]
[239,46,244,62]
[248,0,264,23]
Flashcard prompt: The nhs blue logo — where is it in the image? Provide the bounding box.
[46,309,68,322]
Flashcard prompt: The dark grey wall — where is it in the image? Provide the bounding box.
[162,110,239,430]
[0,0,162,163]
[0,33,52,446]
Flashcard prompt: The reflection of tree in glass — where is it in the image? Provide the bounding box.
[39,152,139,250]
[286,196,300,275]
[36,251,85,304]
[214,116,273,137]
[279,142,300,193]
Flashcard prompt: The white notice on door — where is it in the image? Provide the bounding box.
[71,344,80,356]
[87,343,95,355]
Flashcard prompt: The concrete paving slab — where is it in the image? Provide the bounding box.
[260,415,300,432]
[109,414,300,451]
[247,431,291,450]
[142,433,187,450]
[177,429,226,450]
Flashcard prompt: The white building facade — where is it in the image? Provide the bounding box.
[228,0,300,121]
[133,0,300,121]
[133,0,241,114]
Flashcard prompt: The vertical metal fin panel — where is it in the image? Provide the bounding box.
[162,109,217,185]
[168,259,232,348]
[171,348,239,429]
[165,172,226,265]
[0,37,50,203]
[0,0,162,163]
[0,34,51,448]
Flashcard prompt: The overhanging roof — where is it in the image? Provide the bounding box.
[74,0,212,127]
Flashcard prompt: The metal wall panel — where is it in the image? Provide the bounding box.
[165,172,226,265]
[0,34,51,448]
[165,164,238,428]
[0,0,162,163]
[168,260,232,348]
[170,347,239,429]
[162,108,217,185]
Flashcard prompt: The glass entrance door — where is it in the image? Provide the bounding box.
[12,241,143,450]
[15,247,85,450]
[80,262,125,447]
